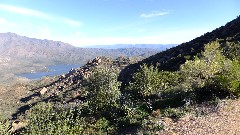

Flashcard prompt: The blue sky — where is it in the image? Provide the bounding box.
[0,0,239,46]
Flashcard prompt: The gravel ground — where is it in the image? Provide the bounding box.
[159,99,240,135]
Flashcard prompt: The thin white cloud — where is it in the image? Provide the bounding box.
[62,18,83,27]
[140,11,170,18]
[0,17,7,23]
[0,4,49,18]
[0,17,18,27]
[0,4,83,27]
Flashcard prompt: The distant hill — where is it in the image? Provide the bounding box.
[120,16,240,83]
[0,33,160,74]
[83,44,177,51]
[0,33,159,64]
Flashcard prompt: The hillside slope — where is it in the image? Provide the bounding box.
[120,16,240,83]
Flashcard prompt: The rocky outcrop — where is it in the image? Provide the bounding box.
[34,56,137,102]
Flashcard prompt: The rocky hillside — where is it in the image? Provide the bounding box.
[12,56,139,118]
[13,16,240,117]
[119,15,240,84]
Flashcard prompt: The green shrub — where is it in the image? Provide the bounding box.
[120,105,149,126]
[128,64,161,97]
[21,103,84,135]
[21,102,117,134]
[0,116,11,135]
[180,41,226,91]
[84,66,122,117]
[222,41,240,61]
[140,116,164,134]
[128,64,180,97]
[162,107,187,119]
[214,59,240,97]
[82,117,116,135]
[179,41,240,100]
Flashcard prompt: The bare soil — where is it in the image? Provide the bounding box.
[160,99,240,135]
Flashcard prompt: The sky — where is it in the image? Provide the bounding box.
[0,0,239,47]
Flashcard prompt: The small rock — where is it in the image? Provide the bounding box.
[11,120,27,132]
[40,87,48,95]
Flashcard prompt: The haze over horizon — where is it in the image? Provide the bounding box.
[0,0,239,47]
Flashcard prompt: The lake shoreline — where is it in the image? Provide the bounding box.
[16,64,82,80]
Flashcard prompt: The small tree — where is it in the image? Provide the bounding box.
[128,64,161,97]
[85,66,121,115]
[215,59,240,97]
[179,41,240,99]
[180,41,226,90]
[128,64,180,97]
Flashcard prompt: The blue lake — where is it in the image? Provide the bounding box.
[17,64,81,80]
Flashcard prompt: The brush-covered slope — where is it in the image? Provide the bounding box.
[119,16,240,83]
[12,56,139,118]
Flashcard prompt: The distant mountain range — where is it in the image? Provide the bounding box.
[0,33,159,64]
[84,44,177,50]
[0,32,166,74]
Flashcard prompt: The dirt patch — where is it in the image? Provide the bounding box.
[160,99,240,135]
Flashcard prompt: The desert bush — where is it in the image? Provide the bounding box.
[222,41,240,61]
[83,66,122,117]
[140,116,164,134]
[161,107,188,119]
[123,64,181,127]
[21,103,84,135]
[128,64,180,98]
[214,59,240,97]
[119,105,149,126]
[179,41,240,100]
[180,41,226,91]
[128,64,161,97]
[0,116,11,135]
[82,117,117,134]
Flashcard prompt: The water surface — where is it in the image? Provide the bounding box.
[17,64,81,80]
